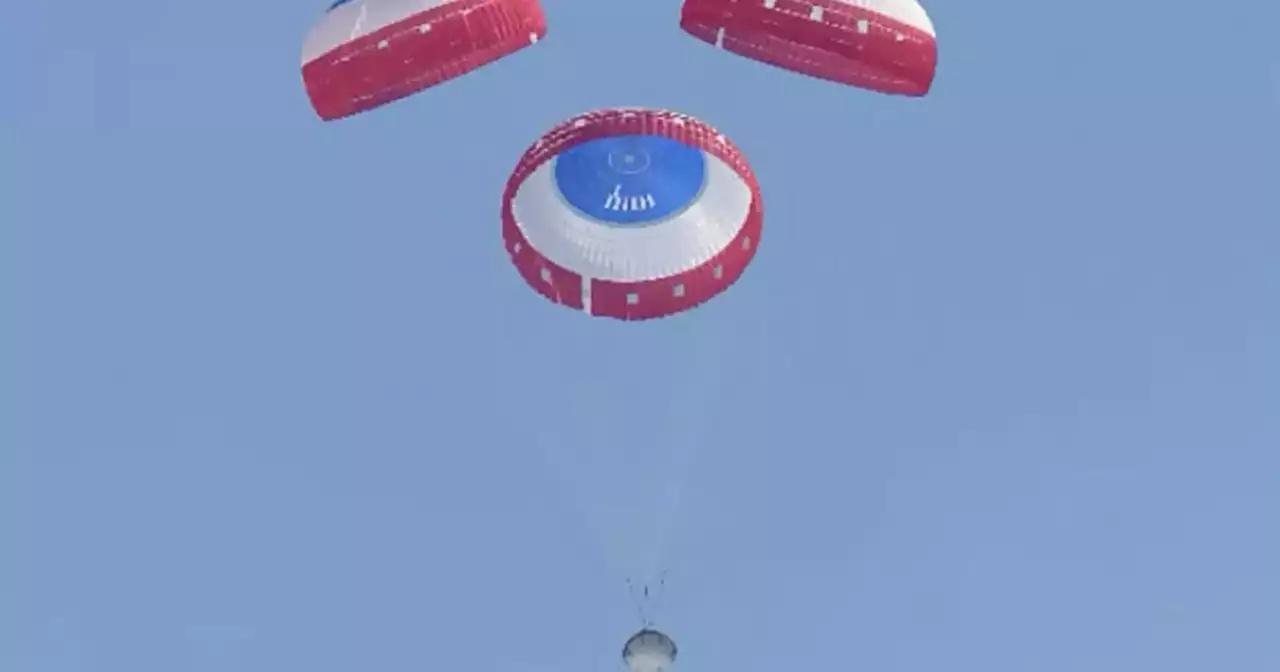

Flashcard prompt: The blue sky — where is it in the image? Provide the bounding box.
[5,0,1279,670]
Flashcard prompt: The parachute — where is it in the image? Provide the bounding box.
[679,0,937,96]
[502,108,764,320]
[301,0,547,120]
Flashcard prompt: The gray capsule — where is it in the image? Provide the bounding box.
[623,629,677,672]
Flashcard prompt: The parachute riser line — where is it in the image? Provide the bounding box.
[626,570,667,628]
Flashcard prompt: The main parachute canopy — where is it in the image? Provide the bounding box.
[679,0,937,96]
[301,0,546,120]
[502,107,763,321]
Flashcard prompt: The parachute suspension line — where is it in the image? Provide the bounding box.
[626,570,668,628]
[626,578,648,627]
[650,569,668,624]
[642,312,715,576]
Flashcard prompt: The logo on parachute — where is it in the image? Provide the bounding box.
[604,185,659,213]
[602,145,659,213]
[551,134,705,225]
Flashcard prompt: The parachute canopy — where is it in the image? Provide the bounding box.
[679,0,937,96]
[623,629,678,672]
[301,0,547,120]
[502,108,763,321]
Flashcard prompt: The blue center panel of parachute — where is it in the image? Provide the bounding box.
[553,134,706,225]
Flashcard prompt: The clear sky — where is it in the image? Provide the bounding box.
[5,1,1279,670]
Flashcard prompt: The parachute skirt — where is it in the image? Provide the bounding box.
[302,0,547,121]
[502,108,763,321]
[679,0,937,96]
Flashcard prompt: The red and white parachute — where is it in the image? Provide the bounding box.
[301,0,546,120]
[679,0,937,96]
[502,108,763,321]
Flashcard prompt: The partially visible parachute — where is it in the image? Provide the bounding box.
[301,0,546,120]
[679,0,937,96]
